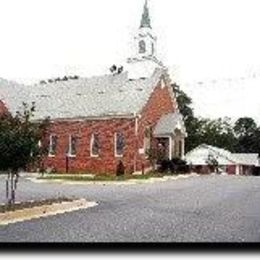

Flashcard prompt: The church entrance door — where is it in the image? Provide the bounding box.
[156,137,170,161]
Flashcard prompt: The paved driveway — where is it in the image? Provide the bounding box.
[0,175,260,242]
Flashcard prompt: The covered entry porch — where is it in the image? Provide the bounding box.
[153,112,187,160]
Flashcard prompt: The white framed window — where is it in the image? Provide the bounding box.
[90,133,100,157]
[48,134,57,157]
[67,135,77,157]
[144,126,152,156]
[114,132,124,157]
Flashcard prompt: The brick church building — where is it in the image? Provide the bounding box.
[0,1,186,174]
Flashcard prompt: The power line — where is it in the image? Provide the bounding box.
[180,70,260,87]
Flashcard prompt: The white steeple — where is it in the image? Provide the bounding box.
[126,0,164,79]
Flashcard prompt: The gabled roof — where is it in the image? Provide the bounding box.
[0,68,167,121]
[185,144,259,166]
[185,144,236,165]
[153,112,186,136]
[232,153,259,166]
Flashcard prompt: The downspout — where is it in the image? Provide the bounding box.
[134,113,139,173]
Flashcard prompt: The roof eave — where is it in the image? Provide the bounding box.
[32,113,137,123]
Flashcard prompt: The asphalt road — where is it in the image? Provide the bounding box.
[0,174,260,242]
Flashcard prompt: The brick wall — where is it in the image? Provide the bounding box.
[43,118,136,174]
[135,78,177,170]
[41,76,177,174]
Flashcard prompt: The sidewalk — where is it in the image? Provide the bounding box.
[0,199,97,226]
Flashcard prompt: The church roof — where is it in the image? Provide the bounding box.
[0,68,166,121]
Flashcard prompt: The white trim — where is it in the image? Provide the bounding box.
[181,139,185,159]
[169,136,172,160]
[235,165,240,175]
[67,154,76,158]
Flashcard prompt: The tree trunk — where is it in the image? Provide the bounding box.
[11,171,19,204]
[5,170,19,205]
[5,172,10,205]
[10,172,14,204]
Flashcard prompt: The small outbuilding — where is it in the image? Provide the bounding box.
[185,144,259,175]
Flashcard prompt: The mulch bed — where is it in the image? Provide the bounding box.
[0,197,75,213]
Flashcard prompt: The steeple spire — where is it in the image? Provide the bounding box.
[140,0,151,29]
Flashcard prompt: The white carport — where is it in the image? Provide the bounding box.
[185,144,260,175]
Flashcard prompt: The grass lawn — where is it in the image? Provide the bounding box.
[38,172,168,182]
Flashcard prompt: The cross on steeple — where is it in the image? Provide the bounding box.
[140,0,151,29]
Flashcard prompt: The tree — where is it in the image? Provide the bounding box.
[172,83,193,120]
[234,117,257,137]
[206,154,219,173]
[172,83,237,153]
[172,83,260,156]
[0,102,49,205]
[253,128,260,155]
[172,83,198,152]
[200,118,237,152]
[184,116,205,152]
[234,117,259,153]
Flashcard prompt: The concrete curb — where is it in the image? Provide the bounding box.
[28,173,199,186]
[0,199,97,226]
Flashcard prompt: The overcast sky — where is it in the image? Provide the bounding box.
[0,0,260,122]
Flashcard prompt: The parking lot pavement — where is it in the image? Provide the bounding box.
[1,175,260,242]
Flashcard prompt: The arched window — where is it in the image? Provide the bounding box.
[90,133,100,157]
[115,132,124,157]
[139,40,146,54]
[48,134,57,157]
